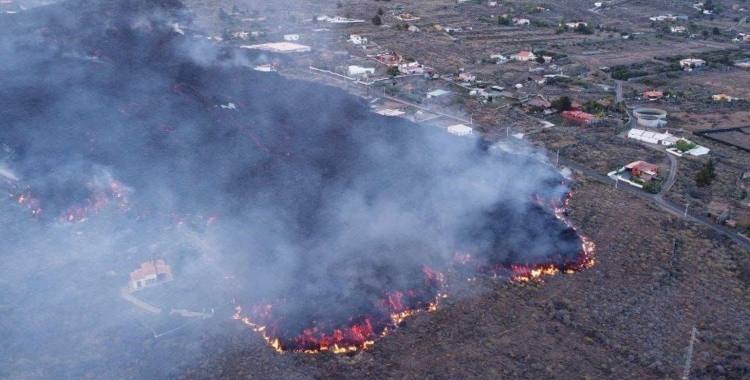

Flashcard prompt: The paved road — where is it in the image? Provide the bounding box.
[660,151,678,196]
[555,156,750,251]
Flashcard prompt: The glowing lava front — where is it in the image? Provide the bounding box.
[233,190,596,355]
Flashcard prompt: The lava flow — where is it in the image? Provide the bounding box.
[233,266,446,354]
[234,192,596,355]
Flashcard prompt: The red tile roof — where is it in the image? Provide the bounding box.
[129,259,173,282]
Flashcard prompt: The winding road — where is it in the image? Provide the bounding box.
[554,155,750,251]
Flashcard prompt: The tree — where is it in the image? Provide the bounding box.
[231,4,240,14]
[371,14,382,26]
[218,7,229,21]
[312,15,318,23]
[337,0,343,8]
[387,66,400,76]
[498,16,512,25]
[551,96,573,111]
[675,139,697,152]
[695,158,717,187]
[378,7,384,15]
[712,26,720,35]
[535,55,546,64]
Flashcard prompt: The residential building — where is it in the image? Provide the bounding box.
[670,26,686,33]
[458,72,476,82]
[643,90,664,100]
[129,260,173,290]
[680,58,706,68]
[347,65,375,76]
[283,34,299,41]
[514,18,530,25]
[627,128,679,145]
[447,124,473,136]
[426,89,451,98]
[399,61,424,74]
[712,94,733,101]
[349,34,368,44]
[566,21,587,28]
[407,25,420,33]
[511,51,537,61]
[624,161,658,181]
[561,110,598,123]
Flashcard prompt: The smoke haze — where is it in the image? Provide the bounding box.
[0,0,582,377]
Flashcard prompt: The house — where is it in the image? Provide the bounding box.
[670,26,686,33]
[349,34,368,44]
[399,61,424,74]
[627,128,679,145]
[713,94,734,101]
[407,25,421,33]
[511,51,537,61]
[565,21,587,28]
[327,16,366,23]
[444,27,462,33]
[129,259,173,290]
[458,72,476,82]
[490,54,509,62]
[283,34,300,41]
[542,55,553,63]
[394,12,419,21]
[426,89,451,98]
[744,35,750,42]
[734,61,750,69]
[624,161,659,181]
[253,64,277,72]
[643,90,664,100]
[514,18,530,25]
[680,58,706,68]
[347,65,375,76]
[561,110,598,124]
[447,124,473,136]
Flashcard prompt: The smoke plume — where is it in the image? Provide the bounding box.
[0,0,583,376]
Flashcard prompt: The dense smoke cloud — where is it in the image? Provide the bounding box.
[0,0,581,376]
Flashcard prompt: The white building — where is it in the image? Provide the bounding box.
[349,34,368,44]
[426,89,451,98]
[458,72,476,82]
[566,21,587,28]
[670,26,686,33]
[347,65,375,76]
[680,58,706,68]
[627,128,679,145]
[514,18,530,25]
[283,34,300,41]
[447,124,473,136]
[399,61,424,74]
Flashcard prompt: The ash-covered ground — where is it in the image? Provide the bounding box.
[0,0,585,378]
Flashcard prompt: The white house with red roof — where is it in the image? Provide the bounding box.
[511,51,537,62]
[129,259,173,290]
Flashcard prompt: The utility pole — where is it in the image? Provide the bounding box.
[682,327,698,380]
[556,150,559,164]
[506,127,509,139]
[615,175,619,189]
[684,202,689,218]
